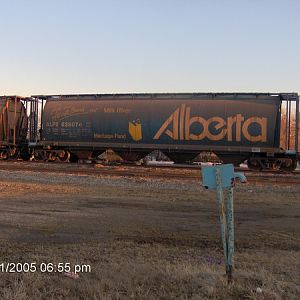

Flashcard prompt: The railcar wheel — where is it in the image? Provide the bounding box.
[0,150,9,160]
[33,150,46,161]
[9,147,20,159]
[247,158,261,170]
[46,152,57,162]
[58,151,71,162]
[279,158,297,172]
[248,156,297,171]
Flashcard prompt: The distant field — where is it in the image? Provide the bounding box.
[0,168,299,299]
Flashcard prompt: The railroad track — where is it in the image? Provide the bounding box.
[0,161,299,186]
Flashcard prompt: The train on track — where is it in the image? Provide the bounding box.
[0,93,299,171]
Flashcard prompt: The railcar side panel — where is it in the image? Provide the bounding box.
[42,97,280,150]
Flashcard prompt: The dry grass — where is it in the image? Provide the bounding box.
[0,241,299,300]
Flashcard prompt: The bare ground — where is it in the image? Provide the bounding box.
[0,167,299,299]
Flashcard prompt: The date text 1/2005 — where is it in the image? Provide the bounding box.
[0,262,91,274]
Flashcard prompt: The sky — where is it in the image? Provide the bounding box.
[0,0,299,96]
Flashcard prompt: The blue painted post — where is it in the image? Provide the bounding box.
[201,164,246,284]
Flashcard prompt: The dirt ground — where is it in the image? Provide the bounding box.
[0,167,299,299]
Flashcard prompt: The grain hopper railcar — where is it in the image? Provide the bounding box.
[30,93,299,170]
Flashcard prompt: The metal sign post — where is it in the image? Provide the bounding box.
[201,164,246,283]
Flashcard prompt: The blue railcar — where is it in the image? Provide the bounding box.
[31,93,299,170]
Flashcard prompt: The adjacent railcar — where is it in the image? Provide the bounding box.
[0,96,28,159]
[36,93,299,170]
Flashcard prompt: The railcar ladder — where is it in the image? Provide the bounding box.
[25,97,44,143]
